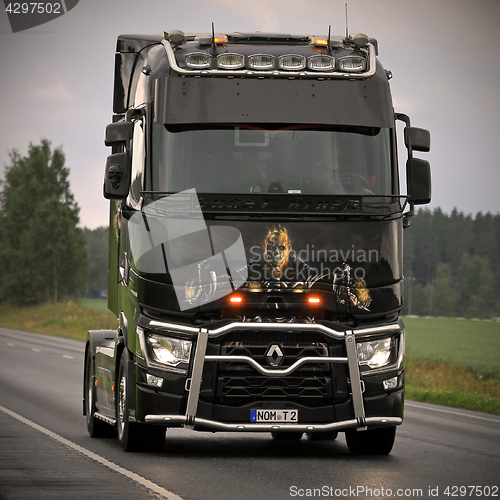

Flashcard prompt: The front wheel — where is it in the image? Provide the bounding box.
[116,349,165,452]
[345,427,396,455]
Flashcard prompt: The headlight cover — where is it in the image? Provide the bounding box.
[146,334,192,367]
[357,337,395,369]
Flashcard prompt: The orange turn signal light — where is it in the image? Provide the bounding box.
[311,38,328,47]
[230,296,243,304]
[308,297,321,304]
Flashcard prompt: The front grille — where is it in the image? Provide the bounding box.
[210,330,337,407]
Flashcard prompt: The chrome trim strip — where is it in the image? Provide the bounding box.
[147,319,401,340]
[144,415,402,432]
[162,40,377,79]
[205,322,347,339]
[204,355,346,376]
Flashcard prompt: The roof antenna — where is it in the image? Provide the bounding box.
[327,25,331,55]
[211,22,218,56]
[344,3,349,42]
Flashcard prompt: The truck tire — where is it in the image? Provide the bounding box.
[116,349,165,452]
[345,426,396,455]
[84,349,115,438]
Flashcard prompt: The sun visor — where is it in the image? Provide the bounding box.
[154,74,393,127]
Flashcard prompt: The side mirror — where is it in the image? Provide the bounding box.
[103,152,131,199]
[404,127,430,153]
[105,122,133,147]
[407,158,431,205]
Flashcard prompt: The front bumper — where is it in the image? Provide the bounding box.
[144,415,402,433]
[135,319,405,432]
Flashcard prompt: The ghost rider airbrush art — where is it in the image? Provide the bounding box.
[249,225,372,315]
[85,25,431,455]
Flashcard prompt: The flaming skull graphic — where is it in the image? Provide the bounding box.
[264,226,292,279]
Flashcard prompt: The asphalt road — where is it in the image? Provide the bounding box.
[0,327,499,500]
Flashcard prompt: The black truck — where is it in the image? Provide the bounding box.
[83,28,431,454]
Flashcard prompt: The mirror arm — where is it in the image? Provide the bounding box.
[403,200,414,229]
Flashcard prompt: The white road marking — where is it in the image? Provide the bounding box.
[0,405,184,500]
[406,401,500,423]
[63,355,74,359]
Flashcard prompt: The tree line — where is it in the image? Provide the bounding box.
[0,140,88,305]
[402,208,500,319]
[0,140,111,305]
[1,140,499,318]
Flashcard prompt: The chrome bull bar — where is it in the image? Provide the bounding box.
[145,320,401,431]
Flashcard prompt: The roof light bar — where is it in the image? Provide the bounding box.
[162,37,377,79]
[278,54,306,71]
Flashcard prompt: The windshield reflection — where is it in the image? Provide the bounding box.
[152,124,393,195]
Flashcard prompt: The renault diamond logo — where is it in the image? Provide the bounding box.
[266,344,284,368]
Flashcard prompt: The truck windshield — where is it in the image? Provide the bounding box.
[152,124,393,195]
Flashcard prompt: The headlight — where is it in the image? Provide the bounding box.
[357,337,395,369]
[146,334,192,367]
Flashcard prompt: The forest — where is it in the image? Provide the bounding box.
[83,208,500,319]
[402,208,500,318]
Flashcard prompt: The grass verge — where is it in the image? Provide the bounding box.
[0,300,117,342]
[403,316,500,414]
[405,357,500,415]
[403,316,500,378]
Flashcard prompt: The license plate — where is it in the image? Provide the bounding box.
[251,409,298,423]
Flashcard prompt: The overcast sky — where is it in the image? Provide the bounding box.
[1,0,499,229]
